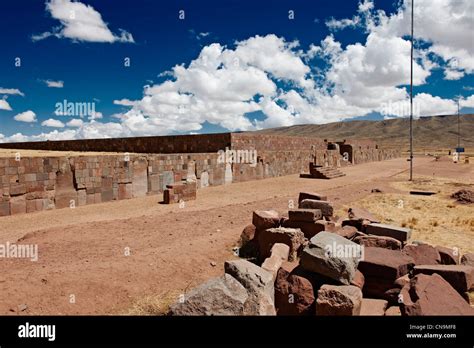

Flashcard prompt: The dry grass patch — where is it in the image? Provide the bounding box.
[123,290,181,315]
[343,175,474,254]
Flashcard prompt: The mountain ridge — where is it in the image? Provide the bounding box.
[253,114,474,150]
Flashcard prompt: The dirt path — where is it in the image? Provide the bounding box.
[0,156,470,315]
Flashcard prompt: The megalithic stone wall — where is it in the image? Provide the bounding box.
[0,134,401,217]
[338,142,401,165]
[0,133,232,154]
[0,153,223,217]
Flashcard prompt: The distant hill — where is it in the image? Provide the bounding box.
[255,114,474,151]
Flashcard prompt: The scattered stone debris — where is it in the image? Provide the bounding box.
[451,189,474,204]
[168,191,474,316]
[18,304,28,312]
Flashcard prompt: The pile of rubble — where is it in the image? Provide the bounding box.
[451,189,474,204]
[169,192,474,315]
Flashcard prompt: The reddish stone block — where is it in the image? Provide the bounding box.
[10,195,26,215]
[35,199,44,212]
[118,183,132,200]
[5,167,18,175]
[403,244,441,265]
[299,199,334,217]
[94,192,102,203]
[26,199,38,213]
[400,274,473,315]
[360,298,388,316]
[298,192,328,203]
[413,264,474,295]
[252,210,280,230]
[10,183,26,196]
[282,219,326,238]
[288,209,322,222]
[86,193,95,205]
[55,192,77,209]
[0,201,10,216]
[24,173,37,182]
[77,190,87,206]
[365,223,411,242]
[332,225,358,239]
[436,246,459,265]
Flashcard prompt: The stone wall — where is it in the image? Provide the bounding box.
[0,133,232,154]
[0,133,401,216]
[0,153,223,216]
[338,141,400,164]
[231,133,327,151]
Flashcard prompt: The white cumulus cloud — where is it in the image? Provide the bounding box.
[0,88,24,96]
[14,110,37,123]
[0,99,12,111]
[42,118,65,128]
[32,0,134,43]
[66,118,84,127]
[113,99,136,106]
[44,79,64,88]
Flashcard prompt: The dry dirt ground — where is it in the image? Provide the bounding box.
[0,155,472,315]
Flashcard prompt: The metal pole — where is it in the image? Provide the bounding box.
[457,99,460,149]
[409,0,414,181]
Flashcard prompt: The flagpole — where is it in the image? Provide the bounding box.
[409,0,414,181]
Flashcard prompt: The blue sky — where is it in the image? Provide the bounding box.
[0,0,473,142]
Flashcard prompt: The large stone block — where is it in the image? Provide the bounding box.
[0,201,10,216]
[224,163,233,184]
[10,183,26,196]
[299,199,333,217]
[316,284,362,316]
[298,192,327,204]
[160,171,175,191]
[365,223,411,242]
[169,274,248,316]
[332,225,358,240]
[400,274,473,315]
[436,246,459,265]
[224,259,276,315]
[282,219,326,239]
[288,209,322,222]
[357,247,414,298]
[118,183,132,200]
[413,264,474,294]
[186,160,197,182]
[358,247,414,280]
[147,173,160,193]
[360,298,388,316]
[300,232,362,285]
[274,266,315,315]
[132,159,148,198]
[200,171,209,188]
[257,227,306,262]
[353,235,401,250]
[402,244,441,265]
[77,189,87,206]
[55,191,77,209]
[252,210,280,231]
[10,195,26,215]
